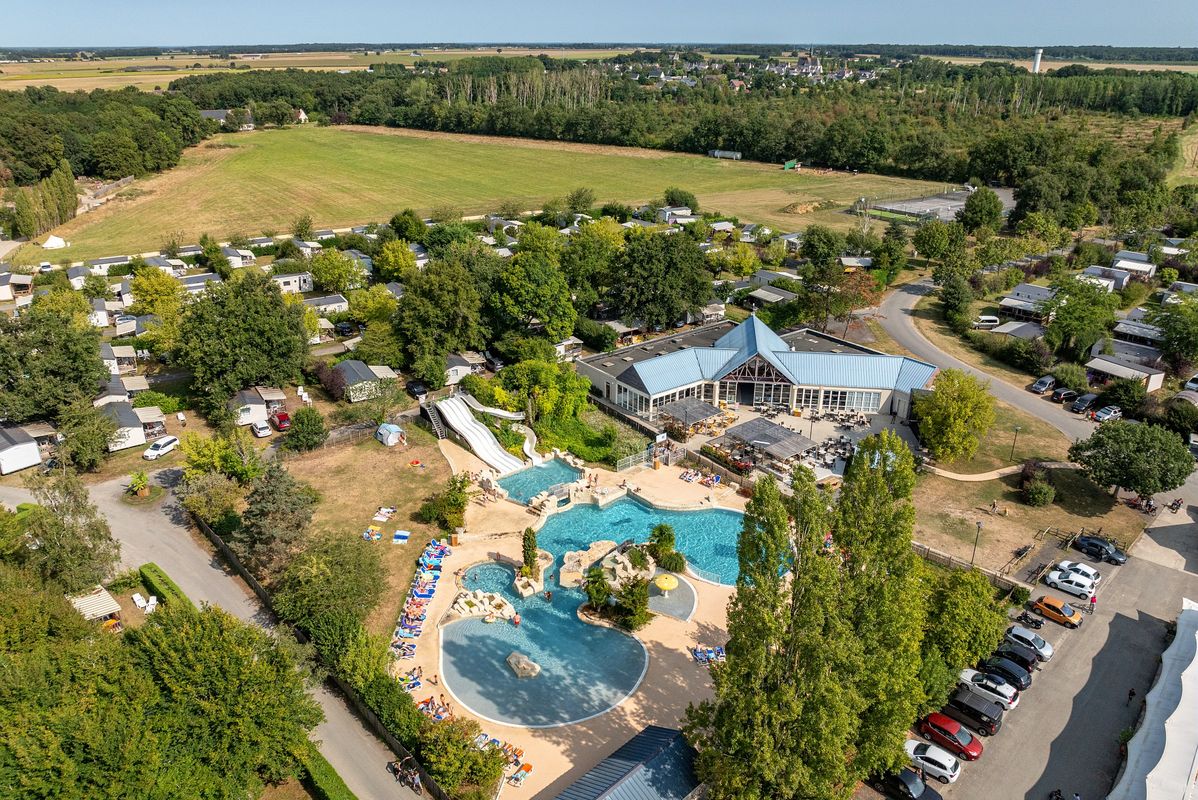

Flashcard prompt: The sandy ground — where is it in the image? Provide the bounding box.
[404,443,742,798]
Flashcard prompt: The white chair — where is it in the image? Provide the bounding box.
[132,593,148,609]
[145,596,159,614]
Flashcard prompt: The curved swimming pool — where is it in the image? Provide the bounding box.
[440,498,743,727]
[441,562,648,727]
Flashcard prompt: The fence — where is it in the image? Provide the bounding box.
[190,514,452,800]
[616,449,653,472]
[911,541,1031,596]
[680,449,752,493]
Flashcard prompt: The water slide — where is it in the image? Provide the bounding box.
[435,395,526,475]
[461,393,525,421]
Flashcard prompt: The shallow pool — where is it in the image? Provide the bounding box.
[441,562,648,727]
[497,458,582,504]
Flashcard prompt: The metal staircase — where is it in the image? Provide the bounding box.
[423,401,447,440]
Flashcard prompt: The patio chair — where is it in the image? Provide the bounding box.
[132,593,148,609]
[145,597,158,614]
[508,764,532,786]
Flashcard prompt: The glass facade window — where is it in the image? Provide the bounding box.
[821,390,881,413]
[798,388,820,409]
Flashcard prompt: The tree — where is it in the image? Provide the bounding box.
[177,470,243,528]
[180,429,264,484]
[80,274,111,300]
[663,187,698,212]
[233,463,317,581]
[835,430,926,778]
[614,577,651,630]
[490,251,576,341]
[712,242,761,277]
[584,566,612,609]
[560,217,624,310]
[282,407,328,452]
[375,239,419,283]
[913,370,997,463]
[21,472,120,593]
[1052,362,1090,393]
[912,219,952,264]
[58,402,119,471]
[0,304,107,423]
[292,214,314,241]
[274,533,385,630]
[389,208,426,242]
[176,271,307,411]
[130,268,186,352]
[1151,295,1198,371]
[614,231,711,328]
[395,259,486,380]
[1069,421,1194,497]
[126,605,323,796]
[938,274,974,328]
[310,249,362,293]
[348,284,399,324]
[521,527,538,576]
[565,186,596,214]
[1097,377,1148,417]
[957,187,1004,232]
[919,569,1006,712]
[1040,276,1117,359]
[800,224,845,270]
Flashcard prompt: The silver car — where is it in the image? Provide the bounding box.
[1005,625,1054,662]
[1046,569,1096,599]
[1056,559,1101,584]
[959,668,1019,710]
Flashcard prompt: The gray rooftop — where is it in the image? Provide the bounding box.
[724,416,817,460]
[552,726,697,800]
[334,359,378,386]
[0,425,35,450]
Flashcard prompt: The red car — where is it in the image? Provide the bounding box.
[918,712,984,761]
[269,411,292,431]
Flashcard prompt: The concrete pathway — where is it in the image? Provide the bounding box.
[925,461,1076,482]
[0,472,415,800]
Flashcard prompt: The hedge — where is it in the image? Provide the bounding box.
[298,742,359,800]
[138,562,196,609]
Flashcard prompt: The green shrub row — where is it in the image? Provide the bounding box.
[138,562,196,609]
[298,742,359,800]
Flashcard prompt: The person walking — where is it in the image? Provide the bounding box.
[1127,688,1137,706]
[1089,594,1097,615]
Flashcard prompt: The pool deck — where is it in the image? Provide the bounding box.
[411,441,742,798]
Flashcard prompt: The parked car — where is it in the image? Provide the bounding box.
[1030,375,1056,394]
[868,769,944,800]
[993,642,1041,673]
[38,457,62,475]
[1005,625,1054,662]
[959,669,1020,710]
[918,712,984,761]
[977,656,1032,690]
[250,420,272,438]
[1074,535,1128,565]
[484,350,505,372]
[972,315,1001,330]
[269,410,291,431]
[142,436,179,460]
[1045,569,1096,599]
[333,321,355,337]
[1093,405,1123,422]
[904,741,960,785]
[1185,373,1198,392]
[1055,559,1101,584]
[406,380,428,402]
[1032,595,1085,628]
[941,688,1004,736]
[1051,387,1078,404]
[1070,393,1099,413]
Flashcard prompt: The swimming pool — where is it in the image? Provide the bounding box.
[536,497,744,585]
[441,562,648,727]
[497,458,582,504]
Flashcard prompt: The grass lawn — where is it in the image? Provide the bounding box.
[1171,123,1198,187]
[282,424,454,636]
[911,294,1041,388]
[13,126,943,265]
[938,398,1072,475]
[913,469,1145,572]
[259,778,317,800]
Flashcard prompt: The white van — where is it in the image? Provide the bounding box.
[972,315,1001,330]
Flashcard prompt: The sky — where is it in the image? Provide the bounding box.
[3,0,1193,48]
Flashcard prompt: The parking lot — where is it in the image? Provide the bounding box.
[859,508,1198,800]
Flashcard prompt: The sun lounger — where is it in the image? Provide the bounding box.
[145,597,158,614]
[473,733,489,749]
[714,646,726,661]
[691,647,709,664]
[132,593,148,609]
[509,764,532,786]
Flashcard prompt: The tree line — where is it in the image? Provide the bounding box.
[10,159,76,238]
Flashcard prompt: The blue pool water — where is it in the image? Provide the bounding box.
[441,562,648,727]
[440,499,744,726]
[497,458,582,504]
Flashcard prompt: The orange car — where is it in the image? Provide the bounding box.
[1032,595,1084,629]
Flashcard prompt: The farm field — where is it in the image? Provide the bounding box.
[0,47,641,91]
[935,55,1198,73]
[12,125,942,264]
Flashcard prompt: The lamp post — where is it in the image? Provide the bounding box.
[1010,425,1022,462]
[972,520,983,565]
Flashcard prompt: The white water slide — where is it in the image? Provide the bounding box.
[461,393,525,421]
[436,395,526,475]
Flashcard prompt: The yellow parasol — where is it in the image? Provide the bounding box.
[654,573,680,598]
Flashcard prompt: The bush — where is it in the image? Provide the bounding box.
[1098,378,1147,417]
[627,546,649,570]
[584,566,612,609]
[416,474,472,531]
[521,527,538,575]
[1024,478,1056,506]
[1010,586,1031,607]
[614,577,652,631]
[1052,362,1089,393]
[139,562,195,609]
[658,550,687,573]
[283,407,328,452]
[298,742,359,800]
[1118,281,1152,309]
[131,389,185,414]
[574,317,618,352]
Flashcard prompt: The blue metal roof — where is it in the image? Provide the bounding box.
[553,726,698,800]
[623,316,937,397]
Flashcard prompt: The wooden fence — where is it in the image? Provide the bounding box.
[911,541,1032,595]
[191,514,452,800]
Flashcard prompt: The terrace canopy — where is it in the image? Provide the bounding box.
[724,417,816,461]
[659,398,722,427]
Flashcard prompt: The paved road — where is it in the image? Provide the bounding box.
[0,473,415,800]
[876,279,1093,443]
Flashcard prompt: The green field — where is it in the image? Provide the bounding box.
[14,126,942,264]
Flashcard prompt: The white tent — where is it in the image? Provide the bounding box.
[375,423,405,447]
[41,235,67,249]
